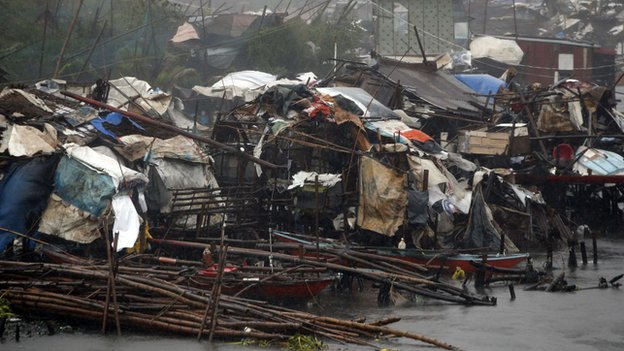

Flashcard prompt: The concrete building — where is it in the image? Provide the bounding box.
[373,0,467,57]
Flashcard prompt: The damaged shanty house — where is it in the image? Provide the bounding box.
[202,65,573,254]
[0,82,255,259]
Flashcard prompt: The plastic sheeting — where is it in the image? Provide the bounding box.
[356,157,407,236]
[0,157,57,252]
[90,112,145,140]
[470,36,524,65]
[455,74,506,95]
[462,184,518,252]
[288,171,342,190]
[112,195,141,252]
[407,155,448,186]
[65,144,148,188]
[0,123,58,157]
[53,156,116,215]
[38,194,102,244]
[149,157,222,230]
[407,190,428,225]
[193,71,317,101]
[117,135,212,164]
[106,77,151,109]
[193,70,277,101]
[366,119,412,144]
[316,87,399,119]
[170,22,200,43]
[573,146,624,176]
[150,158,219,213]
[38,145,148,244]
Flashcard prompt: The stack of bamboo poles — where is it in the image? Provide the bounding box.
[0,260,456,350]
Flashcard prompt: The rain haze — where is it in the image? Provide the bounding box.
[0,1,623,351]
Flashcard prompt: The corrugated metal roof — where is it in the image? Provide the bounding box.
[376,61,485,112]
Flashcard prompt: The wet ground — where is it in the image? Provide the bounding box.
[2,237,623,351]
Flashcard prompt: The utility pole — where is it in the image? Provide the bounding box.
[512,0,518,39]
[483,0,488,34]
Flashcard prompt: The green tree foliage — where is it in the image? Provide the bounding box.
[0,0,181,85]
[240,16,365,76]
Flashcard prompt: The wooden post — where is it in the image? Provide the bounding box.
[546,246,553,271]
[315,175,320,261]
[53,0,84,78]
[511,0,518,39]
[474,268,485,289]
[508,117,516,157]
[592,231,598,264]
[198,222,227,341]
[199,0,208,66]
[508,283,516,300]
[101,228,121,335]
[568,245,577,268]
[341,169,349,242]
[412,25,428,65]
[518,91,548,157]
[580,241,588,265]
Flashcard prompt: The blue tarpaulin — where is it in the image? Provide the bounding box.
[455,74,507,95]
[90,112,144,139]
[0,156,58,252]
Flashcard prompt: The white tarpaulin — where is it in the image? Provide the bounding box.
[288,171,342,190]
[112,194,141,252]
[193,70,277,101]
[105,77,152,109]
[470,36,524,65]
[193,71,317,101]
[65,143,149,188]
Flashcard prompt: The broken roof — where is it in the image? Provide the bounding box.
[376,59,485,113]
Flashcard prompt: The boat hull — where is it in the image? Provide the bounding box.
[373,250,529,274]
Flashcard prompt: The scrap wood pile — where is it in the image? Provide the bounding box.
[0,259,456,350]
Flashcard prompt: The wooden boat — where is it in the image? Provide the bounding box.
[271,230,529,274]
[371,247,529,274]
[193,264,335,301]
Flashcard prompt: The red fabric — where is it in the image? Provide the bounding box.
[401,129,433,143]
[552,144,574,161]
[306,96,331,120]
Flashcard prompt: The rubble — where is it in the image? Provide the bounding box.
[2,11,624,346]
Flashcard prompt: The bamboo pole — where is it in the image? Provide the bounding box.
[53,0,84,78]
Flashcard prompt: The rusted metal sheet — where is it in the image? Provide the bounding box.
[376,61,485,112]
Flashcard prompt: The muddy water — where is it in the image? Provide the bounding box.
[2,238,623,351]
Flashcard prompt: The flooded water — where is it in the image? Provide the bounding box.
[2,238,623,351]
